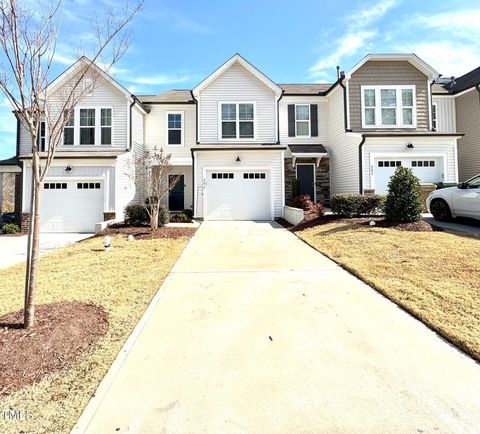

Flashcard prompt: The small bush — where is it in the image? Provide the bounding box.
[183,208,193,219]
[293,194,312,210]
[125,204,149,226]
[159,206,169,225]
[385,166,422,223]
[309,202,324,218]
[2,223,20,234]
[331,194,385,217]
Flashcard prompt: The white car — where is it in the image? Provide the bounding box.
[426,174,480,221]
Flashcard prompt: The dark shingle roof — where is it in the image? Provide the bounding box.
[278,84,332,95]
[433,67,480,94]
[289,144,328,154]
[0,156,19,165]
[137,90,194,104]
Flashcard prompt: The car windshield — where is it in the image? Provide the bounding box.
[466,175,480,187]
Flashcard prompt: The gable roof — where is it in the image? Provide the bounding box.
[192,53,282,97]
[433,66,480,95]
[279,83,332,95]
[345,53,439,80]
[137,90,194,104]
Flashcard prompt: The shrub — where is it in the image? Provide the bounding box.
[159,206,169,225]
[2,223,20,234]
[125,204,149,226]
[293,194,312,210]
[331,194,385,217]
[309,202,324,218]
[183,208,193,219]
[385,166,422,223]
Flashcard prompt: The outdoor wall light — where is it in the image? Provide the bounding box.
[406,142,414,149]
[65,165,72,172]
[236,156,241,162]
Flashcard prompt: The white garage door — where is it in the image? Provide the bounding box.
[205,170,271,220]
[41,180,104,233]
[374,158,443,195]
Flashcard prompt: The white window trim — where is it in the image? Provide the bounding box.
[294,104,311,138]
[165,111,184,147]
[218,101,256,141]
[432,102,438,131]
[67,107,114,147]
[361,85,416,129]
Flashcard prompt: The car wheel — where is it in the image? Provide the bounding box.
[430,199,452,222]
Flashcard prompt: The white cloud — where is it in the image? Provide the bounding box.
[53,52,76,66]
[310,0,399,80]
[125,74,193,86]
[415,9,480,40]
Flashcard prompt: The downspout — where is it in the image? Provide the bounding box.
[190,91,199,144]
[476,84,480,100]
[358,135,366,194]
[338,77,349,132]
[276,90,284,144]
[191,148,195,216]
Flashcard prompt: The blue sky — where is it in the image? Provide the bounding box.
[1,0,479,159]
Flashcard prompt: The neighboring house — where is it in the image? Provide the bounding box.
[0,53,464,232]
[432,67,480,182]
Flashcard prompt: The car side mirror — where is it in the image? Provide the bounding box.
[458,182,468,189]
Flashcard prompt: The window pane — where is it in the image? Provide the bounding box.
[239,104,254,120]
[365,108,375,125]
[101,108,112,126]
[364,89,375,107]
[239,121,254,138]
[63,128,74,145]
[222,121,236,138]
[295,105,309,120]
[403,108,413,125]
[65,113,74,126]
[296,121,309,136]
[80,109,95,126]
[168,129,181,144]
[402,89,413,106]
[381,89,396,107]
[101,127,112,145]
[80,127,95,145]
[168,113,182,129]
[221,104,236,120]
[381,108,396,125]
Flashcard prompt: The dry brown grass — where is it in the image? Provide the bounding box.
[0,234,193,434]
[298,221,480,361]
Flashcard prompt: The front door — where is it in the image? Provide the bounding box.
[169,175,184,211]
[296,164,315,202]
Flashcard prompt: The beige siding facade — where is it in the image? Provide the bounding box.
[348,61,430,132]
[456,89,480,181]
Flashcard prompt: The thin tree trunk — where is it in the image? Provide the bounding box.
[151,207,159,230]
[24,180,42,328]
[23,168,35,315]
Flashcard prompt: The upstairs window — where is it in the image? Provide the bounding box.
[80,108,95,145]
[295,105,310,136]
[220,102,254,140]
[167,112,183,145]
[432,103,438,130]
[101,108,112,145]
[63,111,74,145]
[362,86,416,128]
[37,121,46,151]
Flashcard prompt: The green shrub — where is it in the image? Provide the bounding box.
[331,194,385,217]
[2,223,20,234]
[385,166,422,223]
[125,204,149,226]
[159,206,169,225]
[183,208,193,219]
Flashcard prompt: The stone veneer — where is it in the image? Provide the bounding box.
[284,157,330,205]
[21,213,30,233]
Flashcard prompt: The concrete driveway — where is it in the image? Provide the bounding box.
[75,221,480,434]
[0,233,93,269]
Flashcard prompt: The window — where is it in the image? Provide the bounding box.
[63,111,74,146]
[432,103,437,130]
[211,172,234,179]
[411,160,435,168]
[44,182,67,190]
[167,112,183,145]
[295,105,310,136]
[77,182,101,189]
[101,109,112,145]
[37,121,46,151]
[220,103,254,139]
[378,161,401,168]
[243,172,266,179]
[362,86,416,128]
[80,108,95,145]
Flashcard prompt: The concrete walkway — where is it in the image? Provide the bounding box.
[0,233,93,269]
[74,221,480,434]
[423,214,480,236]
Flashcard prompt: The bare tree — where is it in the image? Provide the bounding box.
[128,147,180,230]
[0,0,143,327]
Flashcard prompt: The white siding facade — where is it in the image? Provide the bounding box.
[432,96,456,133]
[197,62,277,143]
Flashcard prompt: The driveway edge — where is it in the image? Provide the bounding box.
[70,233,198,433]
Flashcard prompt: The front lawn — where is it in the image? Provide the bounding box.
[0,231,195,434]
[296,219,480,361]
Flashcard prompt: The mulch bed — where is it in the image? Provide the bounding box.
[0,301,108,396]
[100,223,197,240]
[277,214,439,233]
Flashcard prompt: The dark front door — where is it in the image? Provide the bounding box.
[296,164,315,202]
[169,175,184,211]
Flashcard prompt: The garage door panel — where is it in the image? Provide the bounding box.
[205,170,271,221]
[41,181,104,233]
